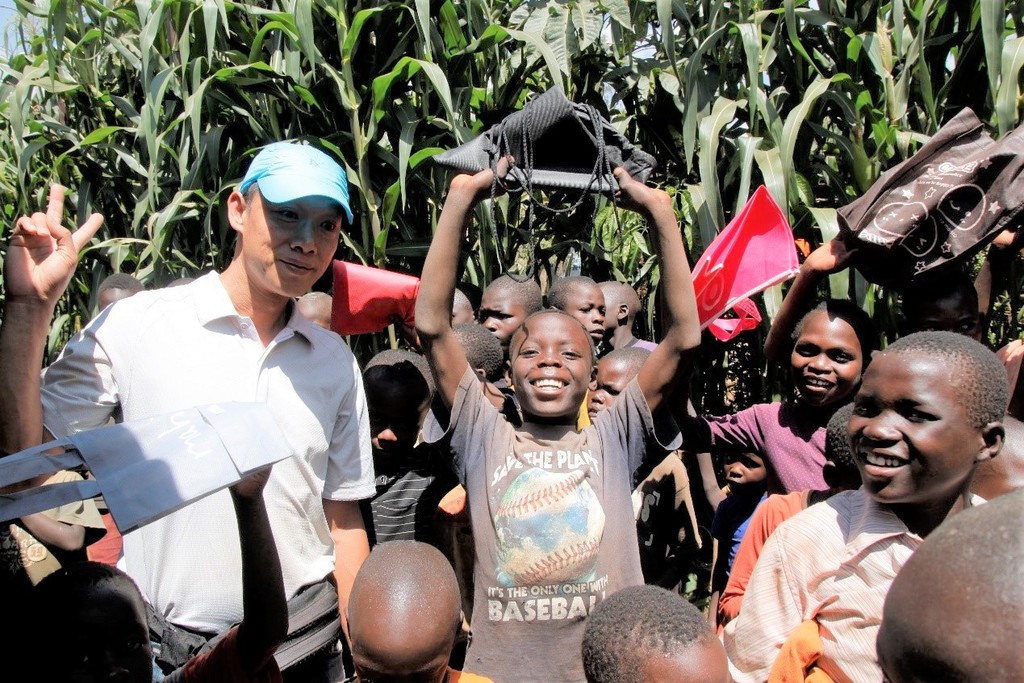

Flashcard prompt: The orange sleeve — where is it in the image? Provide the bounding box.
[718,491,807,625]
[767,619,833,683]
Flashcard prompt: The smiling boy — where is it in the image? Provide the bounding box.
[723,331,1007,683]
[416,160,699,682]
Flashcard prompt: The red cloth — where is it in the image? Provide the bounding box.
[180,626,282,683]
[718,490,808,625]
[331,261,420,335]
[691,186,799,341]
[86,511,122,566]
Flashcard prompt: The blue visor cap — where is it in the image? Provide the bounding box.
[240,142,353,225]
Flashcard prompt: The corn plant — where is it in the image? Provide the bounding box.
[0,0,1021,399]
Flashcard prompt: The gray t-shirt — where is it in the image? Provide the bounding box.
[424,366,676,682]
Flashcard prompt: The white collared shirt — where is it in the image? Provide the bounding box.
[722,488,966,683]
[42,272,374,632]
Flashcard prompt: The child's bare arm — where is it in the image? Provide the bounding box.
[0,186,103,455]
[975,229,1023,340]
[617,170,700,413]
[416,164,507,408]
[763,236,857,365]
[19,513,86,551]
[229,466,288,670]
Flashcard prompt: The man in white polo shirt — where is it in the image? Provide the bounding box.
[0,142,375,674]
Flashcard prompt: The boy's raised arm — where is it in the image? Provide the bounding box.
[0,185,103,456]
[617,169,700,413]
[416,165,506,408]
[229,467,288,672]
[763,236,856,365]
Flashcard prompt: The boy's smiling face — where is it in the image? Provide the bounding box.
[849,350,1000,507]
[510,312,595,423]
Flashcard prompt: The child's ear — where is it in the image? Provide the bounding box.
[977,421,1005,463]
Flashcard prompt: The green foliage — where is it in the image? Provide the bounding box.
[1,0,1022,394]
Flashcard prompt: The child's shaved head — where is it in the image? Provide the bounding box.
[878,489,1024,682]
[451,287,475,324]
[96,272,144,312]
[583,585,729,683]
[824,403,861,491]
[348,541,461,682]
[454,322,504,382]
[483,275,543,313]
[364,348,434,396]
[99,272,144,295]
[599,281,642,324]
[297,291,333,330]
[885,331,1008,428]
[547,276,601,311]
[601,348,649,381]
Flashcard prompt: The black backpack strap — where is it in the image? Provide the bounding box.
[274,576,342,670]
[146,602,215,672]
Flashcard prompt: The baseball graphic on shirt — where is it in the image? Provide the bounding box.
[494,467,605,587]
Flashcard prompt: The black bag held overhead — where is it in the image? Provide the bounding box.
[837,108,1024,285]
[434,87,657,192]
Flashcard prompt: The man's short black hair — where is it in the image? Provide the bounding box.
[547,275,601,311]
[883,331,1008,428]
[582,585,715,683]
[363,348,434,399]
[793,298,879,362]
[483,275,543,314]
[453,323,504,382]
[98,272,144,294]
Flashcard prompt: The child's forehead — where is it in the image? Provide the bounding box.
[726,451,764,466]
[480,289,525,312]
[566,281,603,300]
[860,349,959,396]
[798,308,857,337]
[521,312,592,346]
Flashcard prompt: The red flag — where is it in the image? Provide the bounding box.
[691,186,799,342]
[331,261,421,335]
